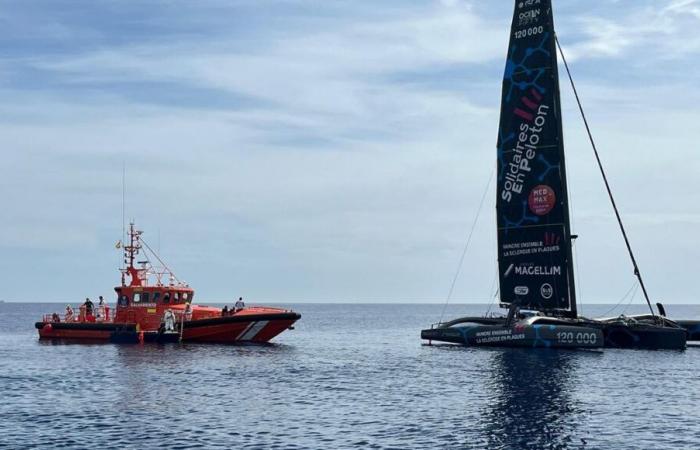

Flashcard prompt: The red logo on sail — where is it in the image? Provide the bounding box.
[543,232,561,246]
[514,88,543,122]
[528,184,555,215]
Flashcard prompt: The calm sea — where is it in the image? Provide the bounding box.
[1,302,699,449]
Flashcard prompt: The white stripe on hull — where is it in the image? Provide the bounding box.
[240,320,269,341]
[235,322,255,340]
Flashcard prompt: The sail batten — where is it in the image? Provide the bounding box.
[496,0,576,317]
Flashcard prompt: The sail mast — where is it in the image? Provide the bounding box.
[550,22,577,317]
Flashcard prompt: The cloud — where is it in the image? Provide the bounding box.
[1,0,699,303]
[558,0,700,62]
[664,0,700,19]
[23,4,504,118]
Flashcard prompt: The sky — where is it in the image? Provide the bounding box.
[2,0,700,305]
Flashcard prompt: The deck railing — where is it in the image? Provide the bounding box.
[42,305,112,323]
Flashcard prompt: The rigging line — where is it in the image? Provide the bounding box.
[620,282,640,316]
[140,238,182,284]
[485,264,499,316]
[484,195,499,317]
[438,166,495,324]
[573,240,583,316]
[565,143,583,316]
[600,280,638,318]
[555,35,655,317]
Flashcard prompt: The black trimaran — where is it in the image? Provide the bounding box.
[421,0,688,349]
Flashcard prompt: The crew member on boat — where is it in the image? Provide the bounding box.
[96,296,106,322]
[164,309,176,331]
[83,297,94,316]
[65,304,74,322]
[222,305,229,316]
[234,297,245,312]
[184,303,192,321]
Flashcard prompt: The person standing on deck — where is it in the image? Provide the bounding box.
[83,298,94,317]
[184,303,193,321]
[96,296,106,322]
[234,297,245,312]
[221,305,229,316]
[164,309,176,331]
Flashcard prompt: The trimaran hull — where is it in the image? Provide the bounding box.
[421,316,688,350]
[421,320,602,349]
[677,320,700,341]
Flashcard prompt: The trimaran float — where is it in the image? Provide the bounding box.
[422,0,689,350]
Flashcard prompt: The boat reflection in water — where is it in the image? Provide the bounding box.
[480,349,599,448]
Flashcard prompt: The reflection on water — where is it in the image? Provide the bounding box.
[481,349,601,449]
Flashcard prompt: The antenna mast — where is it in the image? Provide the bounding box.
[122,162,126,262]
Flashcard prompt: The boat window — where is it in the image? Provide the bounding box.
[182,292,189,301]
[141,292,150,303]
[174,292,181,302]
[133,292,141,303]
[163,293,170,304]
[119,295,129,307]
[153,292,161,303]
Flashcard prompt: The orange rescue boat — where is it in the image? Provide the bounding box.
[35,223,300,344]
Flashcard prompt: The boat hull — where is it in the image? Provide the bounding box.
[181,313,299,343]
[422,315,687,350]
[601,322,687,349]
[36,322,118,340]
[676,320,700,341]
[35,312,300,344]
[421,322,603,349]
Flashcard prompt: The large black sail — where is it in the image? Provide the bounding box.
[496,0,576,316]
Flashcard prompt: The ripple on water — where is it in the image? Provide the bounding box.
[1,303,700,448]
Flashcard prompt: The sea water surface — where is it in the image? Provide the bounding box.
[1,302,699,449]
